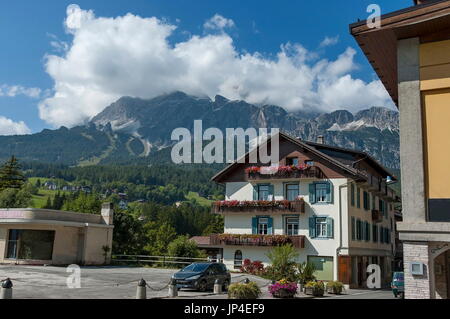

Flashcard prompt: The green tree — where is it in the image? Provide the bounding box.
[112,211,146,255]
[167,235,203,259]
[0,188,32,208]
[143,222,177,255]
[62,192,101,214]
[0,156,26,191]
[43,196,53,209]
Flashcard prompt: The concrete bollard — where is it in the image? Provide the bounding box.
[0,278,13,299]
[136,279,147,299]
[214,279,222,294]
[168,279,178,298]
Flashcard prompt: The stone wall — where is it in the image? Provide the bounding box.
[403,242,431,299]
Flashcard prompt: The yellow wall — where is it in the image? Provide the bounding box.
[420,40,450,199]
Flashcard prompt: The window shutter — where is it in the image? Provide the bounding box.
[309,217,316,238]
[326,182,333,203]
[268,217,273,235]
[326,217,334,238]
[351,217,355,240]
[269,184,274,200]
[357,188,361,208]
[252,217,257,234]
[362,221,366,241]
[253,185,258,200]
[309,183,316,204]
[367,223,371,241]
[350,184,355,206]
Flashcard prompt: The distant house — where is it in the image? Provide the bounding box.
[43,181,57,190]
[206,132,399,288]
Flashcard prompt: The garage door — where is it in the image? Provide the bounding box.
[308,256,334,281]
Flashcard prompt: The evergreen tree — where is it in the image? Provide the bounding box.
[43,196,53,209]
[0,156,26,191]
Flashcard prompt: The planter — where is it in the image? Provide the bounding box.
[326,287,343,295]
[305,287,324,297]
[272,288,296,299]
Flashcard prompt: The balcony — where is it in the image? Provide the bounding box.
[210,234,306,249]
[246,165,325,181]
[372,209,383,223]
[366,174,380,191]
[212,199,306,214]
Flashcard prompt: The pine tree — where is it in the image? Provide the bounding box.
[0,156,26,191]
[43,196,53,209]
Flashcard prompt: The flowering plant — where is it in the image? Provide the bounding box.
[268,279,298,297]
[240,259,265,275]
[245,166,261,174]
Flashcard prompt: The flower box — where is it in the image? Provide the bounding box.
[269,280,298,299]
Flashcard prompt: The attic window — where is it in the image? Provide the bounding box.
[286,157,299,166]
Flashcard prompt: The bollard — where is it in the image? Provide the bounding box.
[0,278,13,299]
[136,278,147,299]
[213,279,222,295]
[168,279,178,298]
[244,278,250,284]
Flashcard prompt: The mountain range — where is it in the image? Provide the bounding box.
[0,91,400,169]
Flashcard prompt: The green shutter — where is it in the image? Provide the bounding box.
[309,183,316,204]
[252,217,258,234]
[351,217,355,240]
[268,217,273,235]
[326,217,334,238]
[357,188,361,208]
[253,185,258,200]
[269,184,274,200]
[309,217,316,238]
[350,184,355,206]
[326,182,333,203]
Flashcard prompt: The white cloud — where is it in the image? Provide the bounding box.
[0,116,31,135]
[319,35,339,48]
[39,5,393,128]
[0,84,41,99]
[203,14,235,31]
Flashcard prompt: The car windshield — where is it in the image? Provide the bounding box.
[181,263,210,272]
[394,273,404,280]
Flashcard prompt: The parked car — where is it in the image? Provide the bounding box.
[391,272,404,298]
[172,262,231,292]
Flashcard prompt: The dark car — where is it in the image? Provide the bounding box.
[391,272,404,298]
[172,262,231,292]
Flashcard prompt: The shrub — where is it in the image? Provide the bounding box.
[240,259,265,275]
[297,262,316,285]
[326,281,344,294]
[228,281,261,299]
[265,244,299,282]
[305,281,325,296]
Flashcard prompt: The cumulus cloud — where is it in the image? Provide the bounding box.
[319,35,339,48]
[204,14,235,31]
[39,5,393,128]
[0,116,31,135]
[0,84,41,99]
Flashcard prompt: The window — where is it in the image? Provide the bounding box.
[356,220,362,240]
[373,224,378,243]
[309,182,332,204]
[372,194,376,210]
[285,184,299,201]
[6,229,55,260]
[363,191,369,210]
[257,217,269,235]
[286,157,299,166]
[379,199,385,217]
[285,217,299,235]
[305,160,314,166]
[234,250,243,270]
[258,184,270,201]
[350,184,355,206]
[309,216,334,239]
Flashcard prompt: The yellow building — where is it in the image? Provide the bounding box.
[351,0,450,298]
[0,203,114,265]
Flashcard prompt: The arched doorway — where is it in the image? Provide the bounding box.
[234,250,243,270]
[432,248,450,299]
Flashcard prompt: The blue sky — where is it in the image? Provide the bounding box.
[0,0,410,134]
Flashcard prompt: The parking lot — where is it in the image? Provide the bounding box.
[0,265,394,299]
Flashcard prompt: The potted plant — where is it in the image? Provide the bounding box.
[228,281,261,299]
[268,279,298,298]
[297,262,316,292]
[326,281,344,294]
[304,281,325,297]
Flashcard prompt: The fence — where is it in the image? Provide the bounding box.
[111,254,215,267]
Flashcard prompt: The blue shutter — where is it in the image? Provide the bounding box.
[309,217,316,238]
[269,184,274,200]
[252,217,258,234]
[309,183,316,204]
[268,217,273,235]
[326,217,334,238]
[326,182,333,203]
[253,185,258,200]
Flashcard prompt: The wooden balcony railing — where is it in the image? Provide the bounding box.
[372,209,383,223]
[212,199,306,214]
[246,166,325,180]
[210,234,305,249]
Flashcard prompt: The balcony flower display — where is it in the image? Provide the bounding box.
[217,234,292,246]
[214,200,293,209]
[245,164,324,180]
[268,279,298,298]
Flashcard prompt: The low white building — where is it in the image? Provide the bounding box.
[208,132,399,288]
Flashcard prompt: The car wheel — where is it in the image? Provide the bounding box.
[198,280,208,292]
[222,280,230,292]
[393,293,398,298]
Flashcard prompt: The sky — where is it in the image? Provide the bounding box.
[0,0,411,135]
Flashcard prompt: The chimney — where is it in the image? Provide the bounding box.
[101,202,114,225]
[317,135,325,144]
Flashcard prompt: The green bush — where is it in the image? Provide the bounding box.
[297,262,316,285]
[228,281,261,299]
[326,281,344,294]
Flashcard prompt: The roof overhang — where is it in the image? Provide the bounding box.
[350,0,450,106]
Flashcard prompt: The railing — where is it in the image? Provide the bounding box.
[212,199,306,214]
[111,254,211,266]
[210,234,305,249]
[372,210,383,223]
[246,166,325,180]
